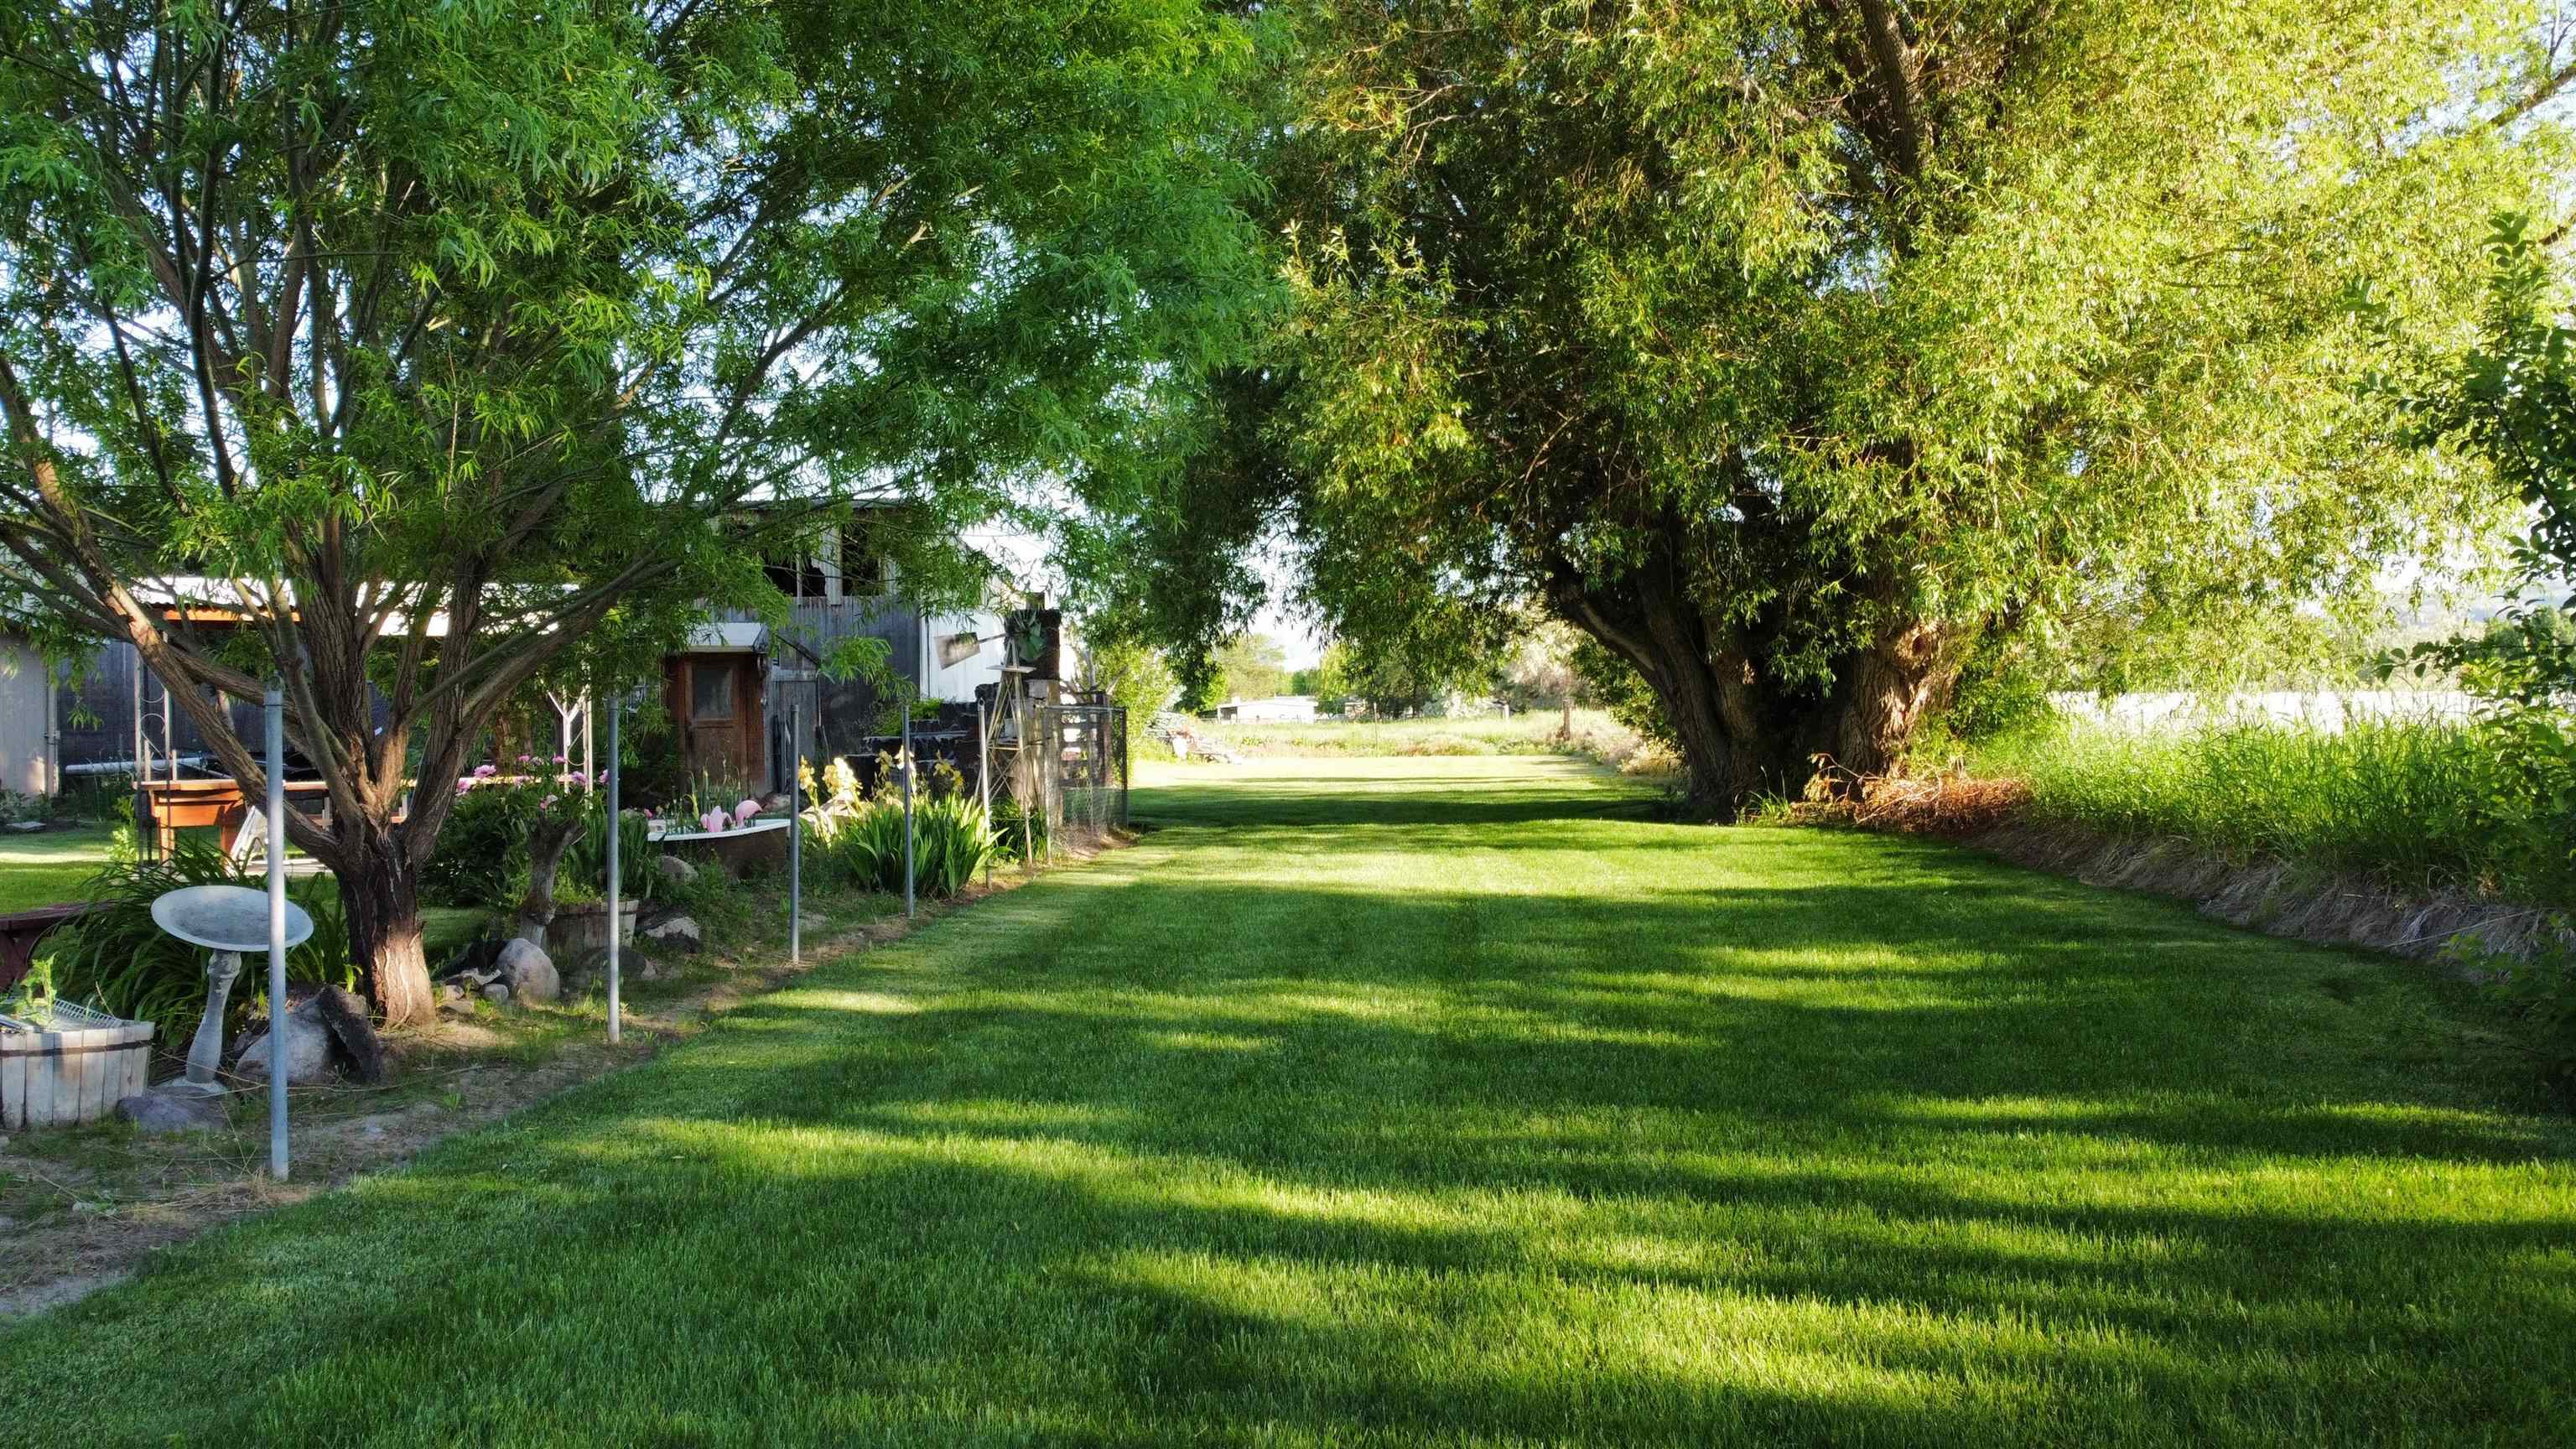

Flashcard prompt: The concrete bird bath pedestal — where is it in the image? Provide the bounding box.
[149,885,313,1097]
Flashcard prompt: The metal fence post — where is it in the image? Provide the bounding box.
[901,699,915,918]
[789,697,803,964]
[263,688,288,1181]
[606,696,621,1046]
[978,701,993,887]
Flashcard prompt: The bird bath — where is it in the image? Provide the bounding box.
[150,885,313,1096]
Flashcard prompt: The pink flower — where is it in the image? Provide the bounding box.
[455,779,472,796]
[517,754,535,765]
[474,764,499,777]
[552,754,566,765]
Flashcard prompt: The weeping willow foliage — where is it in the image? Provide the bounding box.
[1099,0,2575,813]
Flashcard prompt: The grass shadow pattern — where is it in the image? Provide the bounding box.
[1,755,2570,1446]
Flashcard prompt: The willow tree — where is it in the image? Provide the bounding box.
[1158,0,2573,814]
[0,0,1269,1021]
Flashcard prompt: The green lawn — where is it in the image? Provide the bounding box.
[3,756,2571,1445]
[0,823,117,913]
[1197,707,1623,756]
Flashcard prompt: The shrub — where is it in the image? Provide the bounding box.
[1932,638,2055,750]
[992,792,1047,863]
[56,771,134,823]
[37,834,356,1047]
[800,753,995,896]
[558,798,656,906]
[423,761,610,909]
[834,797,994,897]
[421,778,528,906]
[913,794,998,895]
[823,800,912,891]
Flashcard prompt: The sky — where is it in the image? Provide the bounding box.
[1246,537,1325,667]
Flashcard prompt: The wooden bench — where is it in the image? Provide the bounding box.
[138,778,332,858]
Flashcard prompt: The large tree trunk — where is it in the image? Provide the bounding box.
[1555,547,1777,818]
[1638,632,1952,816]
[1806,621,1960,781]
[339,824,436,1028]
[1647,662,1765,818]
[1557,560,1960,818]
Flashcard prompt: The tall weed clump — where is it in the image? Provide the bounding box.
[1975,718,2548,901]
[2377,216,2576,1095]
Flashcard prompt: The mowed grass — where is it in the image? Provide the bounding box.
[0,823,117,913]
[3,756,2572,1446]
[1196,708,1622,757]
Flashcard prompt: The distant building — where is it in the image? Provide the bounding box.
[703,501,1078,793]
[0,636,59,798]
[27,500,1080,807]
[1212,695,1318,724]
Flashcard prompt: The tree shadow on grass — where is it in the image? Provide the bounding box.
[709,860,2560,1158]
[6,781,2573,1446]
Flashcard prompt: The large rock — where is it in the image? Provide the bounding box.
[656,854,699,887]
[233,997,332,1085]
[310,984,387,1084]
[116,1089,226,1135]
[642,915,701,953]
[495,937,560,1004]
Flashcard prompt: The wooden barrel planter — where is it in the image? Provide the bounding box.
[545,899,640,956]
[1,1005,154,1130]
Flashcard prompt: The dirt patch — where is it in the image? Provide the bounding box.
[0,843,1112,1319]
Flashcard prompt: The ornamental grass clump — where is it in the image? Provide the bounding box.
[798,754,995,897]
[36,834,356,1048]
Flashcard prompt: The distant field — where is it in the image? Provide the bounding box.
[1196,708,1631,758]
[2051,689,2482,734]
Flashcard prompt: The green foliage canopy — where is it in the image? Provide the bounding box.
[2386,215,2576,913]
[0,0,1271,1015]
[1126,0,2574,813]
